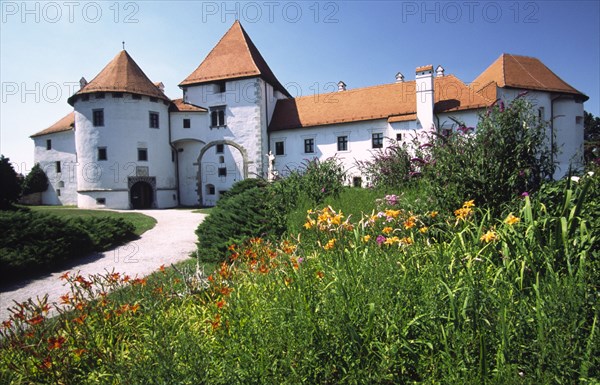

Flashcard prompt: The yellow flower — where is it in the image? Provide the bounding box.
[362,235,371,242]
[324,239,336,250]
[400,237,413,245]
[463,200,475,208]
[330,214,342,226]
[303,220,314,229]
[403,216,416,229]
[382,226,393,234]
[480,230,498,243]
[454,207,473,221]
[504,213,520,225]
[429,211,438,219]
[384,236,400,245]
[419,226,428,233]
[385,209,401,219]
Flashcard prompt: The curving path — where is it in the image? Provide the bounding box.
[0,209,206,322]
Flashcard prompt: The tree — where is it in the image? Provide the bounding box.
[584,111,600,142]
[0,155,22,209]
[22,163,49,195]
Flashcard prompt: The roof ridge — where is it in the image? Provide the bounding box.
[236,22,261,76]
[507,53,545,88]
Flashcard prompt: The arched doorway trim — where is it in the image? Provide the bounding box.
[128,176,156,209]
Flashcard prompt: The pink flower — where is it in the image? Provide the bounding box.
[376,235,386,245]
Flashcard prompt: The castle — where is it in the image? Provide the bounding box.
[31,21,588,209]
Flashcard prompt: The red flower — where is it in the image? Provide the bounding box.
[48,336,66,350]
[27,315,44,326]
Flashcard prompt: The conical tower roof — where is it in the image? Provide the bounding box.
[179,21,290,97]
[68,50,170,105]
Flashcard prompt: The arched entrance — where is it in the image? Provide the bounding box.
[130,181,154,209]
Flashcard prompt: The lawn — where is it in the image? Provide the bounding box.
[28,206,156,235]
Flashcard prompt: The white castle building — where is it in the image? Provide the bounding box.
[31,21,588,209]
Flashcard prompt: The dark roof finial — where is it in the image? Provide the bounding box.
[122,41,125,50]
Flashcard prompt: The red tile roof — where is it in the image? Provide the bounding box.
[31,112,74,137]
[472,53,588,100]
[179,21,291,97]
[169,98,207,112]
[269,75,490,131]
[67,50,170,105]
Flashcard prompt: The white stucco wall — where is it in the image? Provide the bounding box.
[73,93,176,209]
[32,130,77,205]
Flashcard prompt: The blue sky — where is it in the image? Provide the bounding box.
[1,0,599,175]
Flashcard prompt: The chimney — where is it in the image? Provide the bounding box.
[79,77,88,89]
[155,82,165,92]
[337,81,347,92]
[395,72,405,83]
[415,65,435,131]
[436,65,445,77]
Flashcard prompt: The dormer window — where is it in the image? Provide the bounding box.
[215,81,226,93]
[210,106,226,128]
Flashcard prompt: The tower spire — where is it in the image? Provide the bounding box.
[122,41,125,50]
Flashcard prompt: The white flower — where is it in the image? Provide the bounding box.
[588,171,594,177]
[570,176,580,183]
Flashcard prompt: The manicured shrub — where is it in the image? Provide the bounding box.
[0,211,93,280]
[21,163,49,195]
[71,216,137,251]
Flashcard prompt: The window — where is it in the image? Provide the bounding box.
[215,81,226,93]
[132,94,142,100]
[171,150,175,162]
[46,139,52,150]
[304,138,315,153]
[57,189,61,196]
[538,107,545,120]
[138,148,148,161]
[149,112,159,128]
[337,136,348,151]
[442,128,452,137]
[219,156,225,164]
[58,181,64,188]
[98,147,107,161]
[576,116,583,125]
[353,177,362,188]
[210,106,226,127]
[275,141,285,156]
[93,109,104,127]
[218,167,227,177]
[55,161,61,173]
[112,92,123,98]
[81,94,89,101]
[150,97,158,103]
[206,184,215,195]
[95,93,105,99]
[396,133,402,141]
[216,144,224,154]
[96,197,106,205]
[372,133,383,149]
[183,118,191,128]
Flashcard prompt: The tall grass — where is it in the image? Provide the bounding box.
[1,174,597,384]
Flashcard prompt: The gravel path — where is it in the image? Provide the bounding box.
[0,209,206,322]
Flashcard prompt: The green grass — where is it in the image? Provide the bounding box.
[28,206,156,235]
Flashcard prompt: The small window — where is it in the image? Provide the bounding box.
[183,118,191,128]
[304,138,315,154]
[149,112,159,129]
[216,81,226,93]
[55,161,61,173]
[150,97,158,103]
[218,167,227,177]
[442,128,452,137]
[58,181,65,188]
[538,107,545,120]
[206,184,215,195]
[216,144,224,154]
[372,133,383,149]
[93,109,104,127]
[112,92,123,98]
[219,156,225,164]
[396,133,402,141]
[132,94,142,100]
[171,150,176,162]
[57,189,61,196]
[98,147,107,161]
[95,93,105,99]
[353,177,362,188]
[576,116,583,125]
[337,136,348,151]
[275,141,284,156]
[138,148,148,161]
[210,106,226,127]
[46,139,52,150]
[81,94,89,101]
[96,197,106,205]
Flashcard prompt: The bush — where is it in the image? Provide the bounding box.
[421,97,555,212]
[356,140,413,189]
[21,163,49,195]
[0,155,21,209]
[196,184,282,262]
[0,212,137,282]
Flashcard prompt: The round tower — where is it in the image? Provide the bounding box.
[68,50,176,209]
